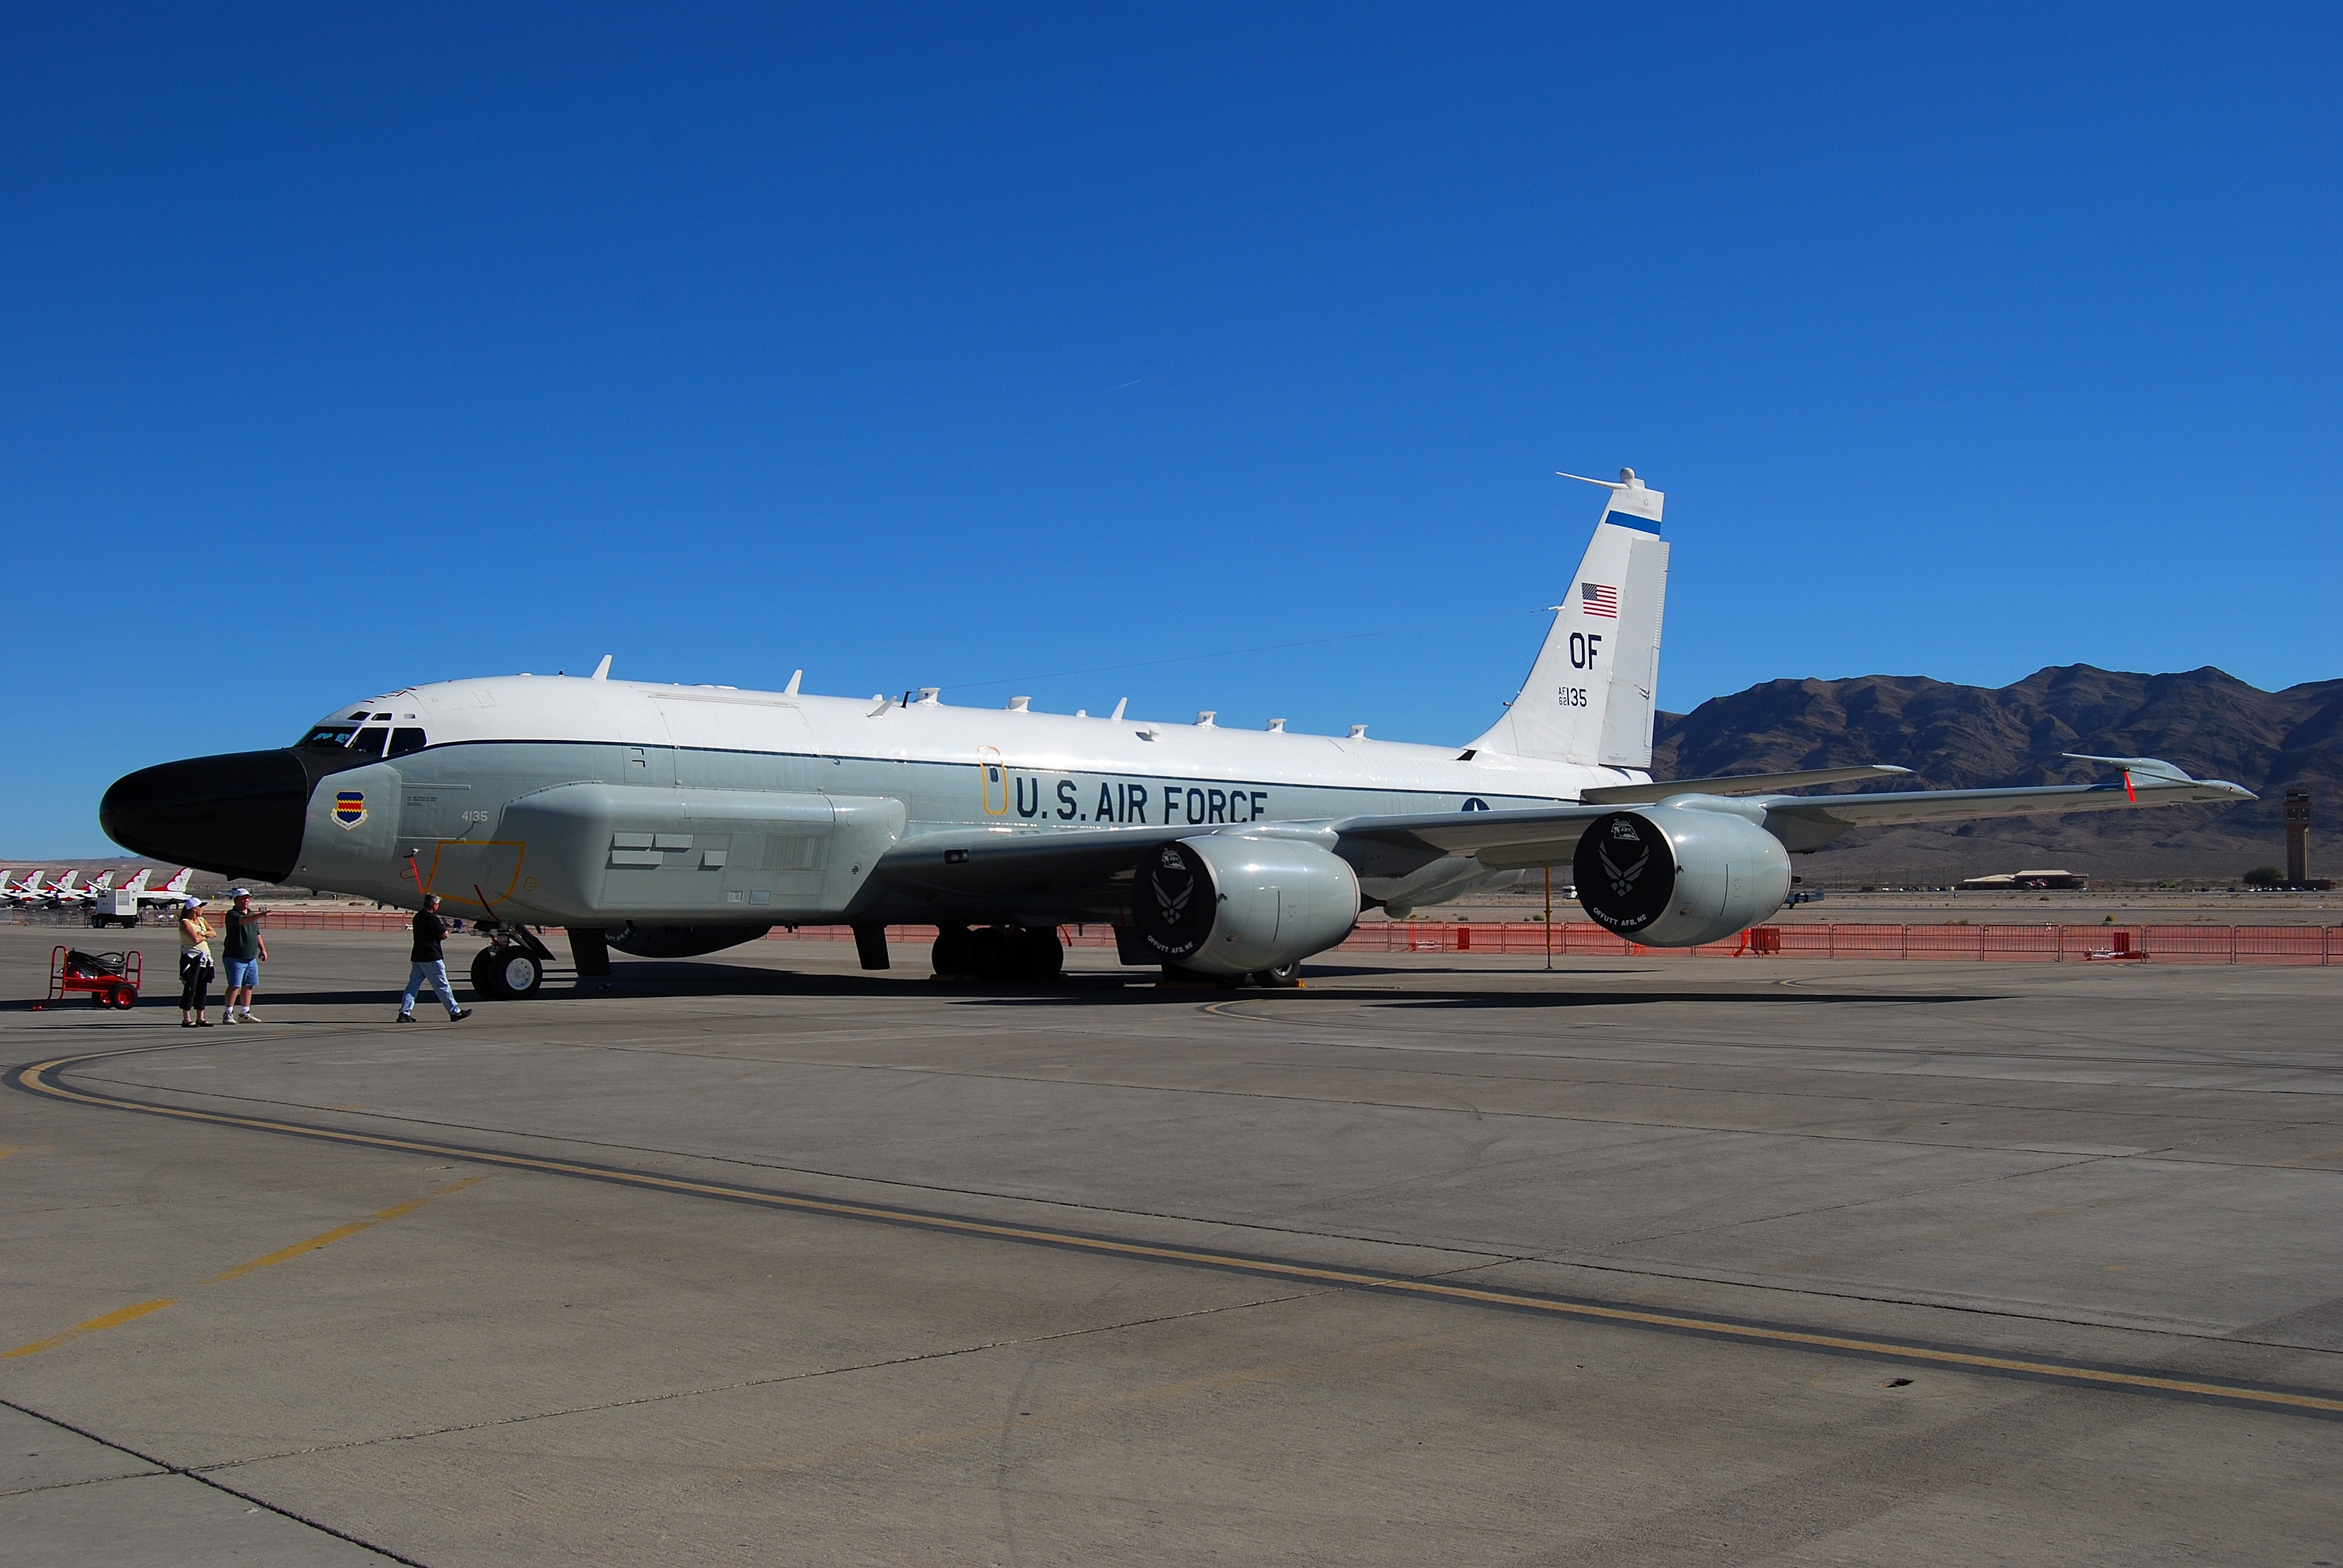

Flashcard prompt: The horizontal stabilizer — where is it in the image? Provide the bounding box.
[2060,753,2195,783]
[1581,765,1910,806]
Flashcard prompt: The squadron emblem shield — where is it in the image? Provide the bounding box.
[333,790,367,829]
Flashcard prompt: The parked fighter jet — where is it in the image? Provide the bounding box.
[32,871,82,907]
[47,871,115,906]
[126,867,195,910]
[101,471,2251,997]
[4,870,101,908]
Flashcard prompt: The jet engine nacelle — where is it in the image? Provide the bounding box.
[1132,835,1361,976]
[1571,803,1791,947]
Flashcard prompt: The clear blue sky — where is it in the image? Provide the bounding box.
[4,5,2336,855]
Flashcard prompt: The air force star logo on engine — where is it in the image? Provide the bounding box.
[1152,845,1194,923]
[1598,817,1650,895]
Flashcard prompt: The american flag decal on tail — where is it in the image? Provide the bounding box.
[1581,583,1619,618]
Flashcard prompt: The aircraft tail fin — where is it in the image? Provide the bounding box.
[1469,469,1669,768]
[120,869,151,893]
[162,867,191,894]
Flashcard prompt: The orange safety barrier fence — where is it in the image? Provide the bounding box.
[1335,921,2342,964]
[768,920,2342,964]
[163,912,2343,964]
[233,911,415,931]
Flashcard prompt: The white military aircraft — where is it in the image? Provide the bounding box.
[29,871,83,908]
[102,471,2250,998]
[0,870,49,906]
[3,869,99,908]
[48,870,116,906]
[125,867,197,910]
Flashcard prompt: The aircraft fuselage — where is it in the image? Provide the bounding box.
[104,674,1643,931]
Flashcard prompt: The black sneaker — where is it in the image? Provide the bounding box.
[395,1013,415,1023]
[450,1008,473,1023]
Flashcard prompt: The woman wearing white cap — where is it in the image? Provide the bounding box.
[178,896,216,1027]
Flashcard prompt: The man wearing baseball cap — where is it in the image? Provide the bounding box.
[220,887,267,1022]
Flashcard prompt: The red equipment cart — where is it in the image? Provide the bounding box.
[40,945,141,1009]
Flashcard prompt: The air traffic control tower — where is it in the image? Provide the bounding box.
[2286,787,2312,885]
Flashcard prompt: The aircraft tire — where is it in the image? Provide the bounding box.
[1018,926,1064,982]
[967,926,1014,982]
[931,926,975,979]
[496,950,545,999]
[1258,961,1303,988]
[470,947,510,1001]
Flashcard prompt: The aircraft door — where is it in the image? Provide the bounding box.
[978,748,1008,816]
[422,837,528,921]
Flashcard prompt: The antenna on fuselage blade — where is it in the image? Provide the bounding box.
[590,655,612,681]
[1555,467,1644,491]
[1110,697,1128,722]
[784,670,802,695]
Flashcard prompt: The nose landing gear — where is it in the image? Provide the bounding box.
[471,942,546,1000]
[470,920,557,1001]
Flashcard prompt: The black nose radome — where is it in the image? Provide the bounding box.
[100,750,312,883]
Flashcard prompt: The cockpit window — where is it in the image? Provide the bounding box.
[301,726,359,749]
[388,728,428,757]
[347,727,390,759]
[346,711,371,721]
[371,713,392,720]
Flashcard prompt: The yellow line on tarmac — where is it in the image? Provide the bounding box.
[2,1299,179,1360]
[202,1179,483,1285]
[11,1049,2343,1419]
[0,1137,482,1359]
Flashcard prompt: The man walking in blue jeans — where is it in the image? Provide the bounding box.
[398,894,473,1024]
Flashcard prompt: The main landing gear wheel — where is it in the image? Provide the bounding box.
[934,924,1063,983]
[931,925,975,979]
[471,946,545,1001]
[1256,961,1303,988]
[1017,925,1064,982]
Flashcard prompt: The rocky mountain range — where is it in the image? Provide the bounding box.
[1651,665,2342,883]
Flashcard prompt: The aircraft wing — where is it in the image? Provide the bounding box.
[1748,762,2254,852]
[1578,765,1909,804]
[877,823,1197,921]
[1326,756,2252,869]
[875,756,2253,907]
[1325,806,1614,873]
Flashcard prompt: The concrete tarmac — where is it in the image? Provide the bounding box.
[2,927,2338,1566]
